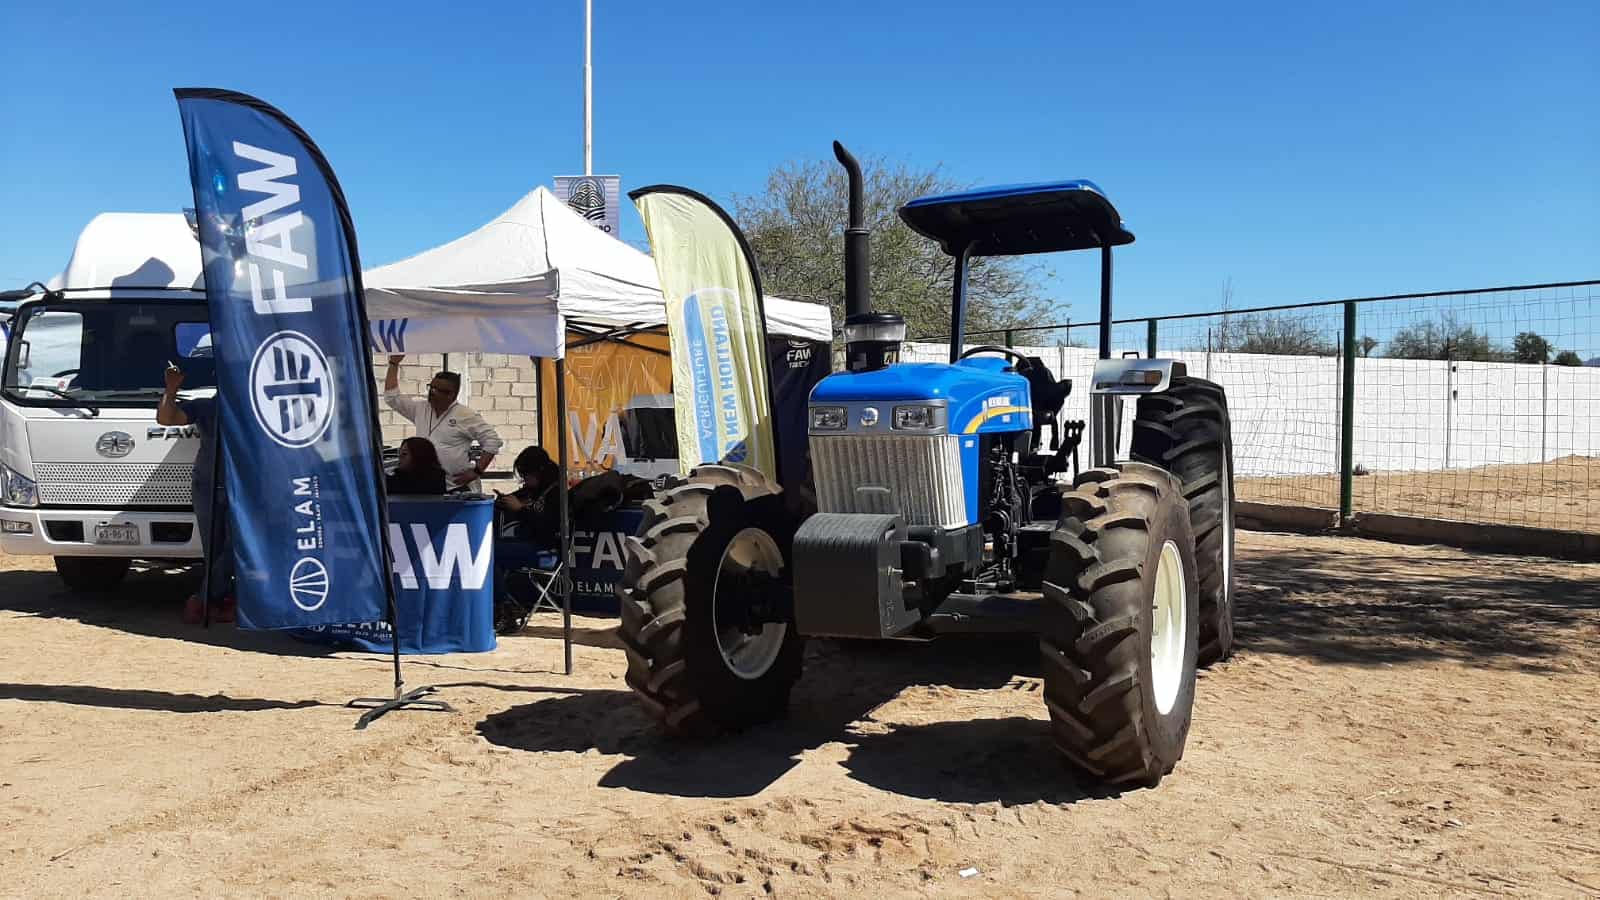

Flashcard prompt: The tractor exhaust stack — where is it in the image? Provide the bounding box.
[834,141,905,373]
[834,141,870,320]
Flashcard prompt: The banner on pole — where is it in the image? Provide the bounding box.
[175,88,390,629]
[766,335,830,504]
[630,187,778,481]
[554,174,622,235]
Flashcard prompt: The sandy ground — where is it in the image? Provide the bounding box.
[3,532,1599,899]
[1239,455,1600,533]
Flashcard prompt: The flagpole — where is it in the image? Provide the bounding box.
[583,0,593,176]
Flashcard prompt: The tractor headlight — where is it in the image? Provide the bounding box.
[892,405,939,430]
[810,406,847,431]
[1,464,39,508]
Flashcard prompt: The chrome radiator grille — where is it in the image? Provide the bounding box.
[34,462,193,507]
[811,434,967,528]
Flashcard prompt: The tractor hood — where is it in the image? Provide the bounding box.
[809,360,1033,436]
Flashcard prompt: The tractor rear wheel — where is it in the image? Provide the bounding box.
[1040,463,1199,788]
[1133,376,1236,667]
[617,464,803,737]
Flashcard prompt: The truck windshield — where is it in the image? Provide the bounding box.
[1,300,217,407]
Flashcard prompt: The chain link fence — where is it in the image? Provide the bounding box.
[907,279,1600,535]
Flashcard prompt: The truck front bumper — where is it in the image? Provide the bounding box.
[0,507,201,559]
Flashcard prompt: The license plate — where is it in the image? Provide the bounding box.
[93,524,140,545]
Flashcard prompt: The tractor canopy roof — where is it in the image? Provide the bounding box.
[899,180,1134,257]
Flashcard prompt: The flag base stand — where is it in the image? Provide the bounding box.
[347,684,453,730]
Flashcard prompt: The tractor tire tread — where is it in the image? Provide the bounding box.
[1133,375,1236,667]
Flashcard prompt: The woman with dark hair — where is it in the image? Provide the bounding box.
[495,445,562,548]
[387,437,448,495]
[492,446,566,633]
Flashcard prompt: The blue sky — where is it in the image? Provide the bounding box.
[2,0,1596,324]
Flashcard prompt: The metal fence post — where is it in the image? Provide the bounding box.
[1339,301,1356,524]
[1004,329,1014,349]
[1147,318,1158,359]
[1541,362,1549,461]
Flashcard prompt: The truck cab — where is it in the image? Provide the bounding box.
[0,213,215,591]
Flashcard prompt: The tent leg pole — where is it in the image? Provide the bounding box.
[556,357,573,677]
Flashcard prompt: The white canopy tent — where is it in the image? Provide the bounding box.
[362,186,832,358]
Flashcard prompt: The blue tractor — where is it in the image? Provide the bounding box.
[619,143,1235,788]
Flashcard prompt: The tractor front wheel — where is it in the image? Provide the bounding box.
[617,464,803,737]
[1039,463,1199,788]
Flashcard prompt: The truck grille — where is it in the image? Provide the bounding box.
[811,434,967,528]
[34,462,193,507]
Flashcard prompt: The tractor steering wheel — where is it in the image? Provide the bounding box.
[957,345,1035,374]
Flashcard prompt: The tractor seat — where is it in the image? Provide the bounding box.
[1019,356,1070,420]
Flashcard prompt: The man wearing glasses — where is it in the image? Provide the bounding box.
[382,355,503,492]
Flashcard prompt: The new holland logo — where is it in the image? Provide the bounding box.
[289,556,330,611]
[250,330,335,448]
[95,431,134,458]
[566,178,606,222]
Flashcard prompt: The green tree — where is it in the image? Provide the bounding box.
[733,154,1055,339]
[1358,335,1379,357]
[1386,314,1504,361]
[1227,312,1335,356]
[1554,350,1584,366]
[1514,331,1553,364]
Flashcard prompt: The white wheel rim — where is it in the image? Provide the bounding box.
[1151,540,1188,715]
[1221,472,1234,607]
[713,527,787,681]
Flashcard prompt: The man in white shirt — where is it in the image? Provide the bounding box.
[382,355,503,491]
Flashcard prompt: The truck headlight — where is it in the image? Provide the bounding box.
[892,405,939,430]
[1,465,39,508]
[810,406,846,431]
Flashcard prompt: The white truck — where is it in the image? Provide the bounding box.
[0,212,215,591]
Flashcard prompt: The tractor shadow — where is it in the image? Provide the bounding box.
[477,634,1104,804]
[1233,540,1600,671]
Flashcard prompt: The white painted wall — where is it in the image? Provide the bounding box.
[900,342,1600,477]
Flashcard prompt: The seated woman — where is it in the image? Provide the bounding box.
[492,446,564,634]
[495,446,562,561]
[386,437,448,495]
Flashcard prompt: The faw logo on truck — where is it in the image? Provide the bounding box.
[148,425,199,440]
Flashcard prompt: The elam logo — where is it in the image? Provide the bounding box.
[289,557,330,611]
[389,521,494,590]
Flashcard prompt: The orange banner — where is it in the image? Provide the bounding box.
[538,331,675,480]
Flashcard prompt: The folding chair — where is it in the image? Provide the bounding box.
[492,505,569,635]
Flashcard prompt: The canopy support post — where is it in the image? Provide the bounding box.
[555,356,573,676]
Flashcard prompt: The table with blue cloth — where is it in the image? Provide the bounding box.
[292,494,497,654]
[497,503,646,612]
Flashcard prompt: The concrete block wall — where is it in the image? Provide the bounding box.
[369,352,540,474]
